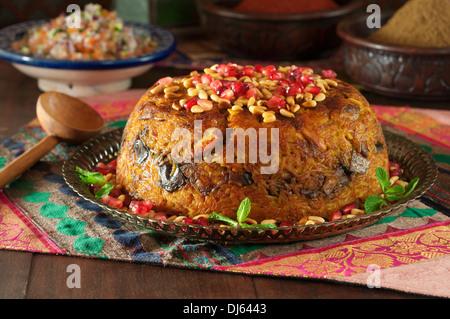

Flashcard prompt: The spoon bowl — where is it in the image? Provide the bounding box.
[0,91,104,188]
[37,91,104,143]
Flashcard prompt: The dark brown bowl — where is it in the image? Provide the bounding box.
[199,0,361,60]
[337,13,450,100]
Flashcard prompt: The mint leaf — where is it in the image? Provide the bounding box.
[395,177,420,200]
[385,184,405,195]
[76,167,105,185]
[94,182,114,199]
[376,167,390,192]
[236,197,251,224]
[208,212,238,227]
[364,195,387,214]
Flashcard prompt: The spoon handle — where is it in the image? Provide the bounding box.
[0,135,59,189]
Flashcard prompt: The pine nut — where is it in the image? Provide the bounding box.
[198,99,213,111]
[187,88,199,97]
[164,92,178,100]
[218,99,231,109]
[249,105,265,115]
[261,219,277,225]
[190,105,204,113]
[286,95,295,106]
[325,79,338,87]
[243,218,258,225]
[247,96,256,106]
[198,89,208,100]
[291,104,301,113]
[263,112,276,123]
[150,84,164,94]
[304,92,313,101]
[389,176,399,184]
[314,92,326,102]
[210,93,220,102]
[350,208,365,216]
[302,100,317,108]
[262,88,272,99]
[280,108,295,118]
[164,85,179,93]
[231,105,243,111]
[308,216,325,223]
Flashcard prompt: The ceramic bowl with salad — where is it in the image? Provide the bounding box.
[0,3,176,97]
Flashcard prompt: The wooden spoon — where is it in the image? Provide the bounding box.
[0,91,104,189]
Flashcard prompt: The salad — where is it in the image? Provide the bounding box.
[12,3,157,60]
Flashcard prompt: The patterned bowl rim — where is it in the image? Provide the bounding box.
[62,128,438,244]
[0,20,177,70]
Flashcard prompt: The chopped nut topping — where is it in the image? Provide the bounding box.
[151,63,339,120]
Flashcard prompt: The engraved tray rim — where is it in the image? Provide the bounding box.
[62,128,438,244]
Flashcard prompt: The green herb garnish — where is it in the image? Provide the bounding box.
[76,166,114,198]
[364,167,419,213]
[94,182,115,199]
[208,197,277,229]
[76,167,105,185]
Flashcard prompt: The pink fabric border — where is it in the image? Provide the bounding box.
[213,219,450,273]
[0,190,64,254]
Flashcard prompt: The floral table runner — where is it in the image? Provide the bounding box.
[0,89,449,298]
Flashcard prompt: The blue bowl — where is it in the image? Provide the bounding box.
[0,19,176,70]
[0,20,177,96]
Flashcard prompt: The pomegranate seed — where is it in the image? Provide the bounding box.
[230,81,248,96]
[267,96,286,109]
[273,86,286,97]
[278,79,290,87]
[129,200,149,215]
[243,66,255,77]
[220,88,234,100]
[184,97,198,111]
[182,217,194,224]
[194,217,208,226]
[390,168,402,177]
[108,187,122,198]
[246,88,258,99]
[122,194,132,207]
[298,67,314,74]
[280,221,295,227]
[389,161,401,168]
[101,194,111,204]
[254,64,264,73]
[158,76,173,85]
[108,198,123,209]
[216,64,227,76]
[154,212,168,220]
[280,220,294,234]
[142,199,153,211]
[329,211,342,222]
[342,203,357,214]
[305,86,322,95]
[286,82,303,96]
[210,79,223,93]
[263,65,276,76]
[299,74,313,86]
[192,75,200,85]
[269,71,284,81]
[107,159,117,169]
[321,69,337,79]
[201,74,212,86]
[101,194,123,209]
[96,162,108,170]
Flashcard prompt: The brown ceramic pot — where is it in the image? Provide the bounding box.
[199,0,361,60]
[337,13,450,100]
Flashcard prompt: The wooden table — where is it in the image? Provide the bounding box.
[0,60,437,300]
